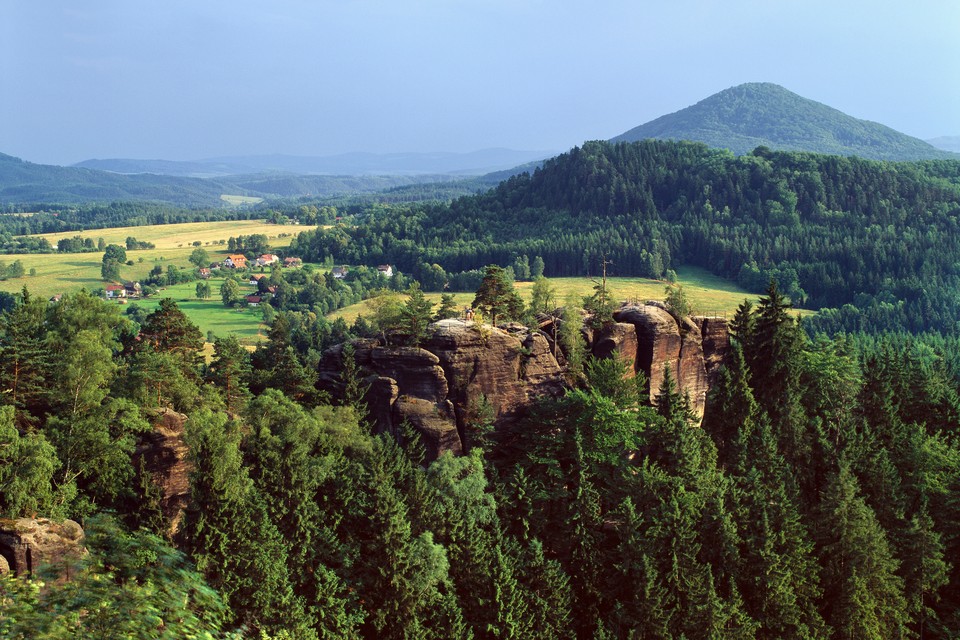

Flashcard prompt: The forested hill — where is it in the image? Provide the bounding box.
[0,152,228,207]
[0,152,483,206]
[611,83,957,161]
[291,139,960,334]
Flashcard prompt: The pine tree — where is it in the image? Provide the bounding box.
[473,265,524,327]
[0,293,51,424]
[655,364,697,426]
[701,342,760,470]
[207,335,253,414]
[815,465,909,639]
[398,283,435,346]
[434,293,460,321]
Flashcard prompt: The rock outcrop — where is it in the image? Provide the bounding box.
[318,319,567,460]
[0,518,85,577]
[134,409,192,537]
[610,305,729,420]
[318,309,729,458]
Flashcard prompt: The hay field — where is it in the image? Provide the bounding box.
[0,220,314,298]
[325,266,806,324]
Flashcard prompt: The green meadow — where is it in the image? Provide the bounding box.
[326,266,809,324]
[0,220,314,299]
[129,279,267,345]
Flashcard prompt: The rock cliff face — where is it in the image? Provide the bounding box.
[0,518,85,577]
[134,408,192,537]
[318,319,567,460]
[605,305,730,420]
[318,310,729,459]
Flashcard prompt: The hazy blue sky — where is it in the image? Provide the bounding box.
[3,0,958,165]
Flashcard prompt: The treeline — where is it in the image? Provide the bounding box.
[2,286,960,637]
[287,140,960,334]
[0,201,264,238]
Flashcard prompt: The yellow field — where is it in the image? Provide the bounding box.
[31,219,312,250]
[325,266,810,324]
[0,220,315,298]
[327,267,813,324]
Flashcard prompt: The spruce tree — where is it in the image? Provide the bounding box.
[815,465,909,639]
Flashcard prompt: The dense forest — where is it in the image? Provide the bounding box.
[288,140,960,335]
[2,282,960,638]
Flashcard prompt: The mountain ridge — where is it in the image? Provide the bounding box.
[612,82,957,161]
[73,148,555,178]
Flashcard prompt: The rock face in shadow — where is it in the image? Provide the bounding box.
[0,518,85,577]
[611,305,730,420]
[318,319,567,461]
[134,408,192,537]
[592,322,640,376]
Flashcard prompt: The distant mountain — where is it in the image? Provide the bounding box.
[74,148,555,178]
[0,152,227,206]
[0,151,512,206]
[927,136,960,153]
[612,83,957,161]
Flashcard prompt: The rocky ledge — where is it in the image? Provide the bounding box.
[0,517,85,577]
[319,307,730,460]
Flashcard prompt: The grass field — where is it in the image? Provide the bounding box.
[31,219,309,250]
[220,194,265,206]
[327,266,811,324]
[126,279,267,345]
[0,220,314,299]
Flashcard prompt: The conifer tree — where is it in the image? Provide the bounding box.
[473,265,524,327]
[207,335,253,414]
[398,283,435,346]
[815,465,909,639]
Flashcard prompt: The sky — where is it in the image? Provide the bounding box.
[2,0,958,166]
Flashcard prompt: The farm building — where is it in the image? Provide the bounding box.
[224,254,247,269]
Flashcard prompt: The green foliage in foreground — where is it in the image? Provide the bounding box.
[1,287,960,638]
[0,515,232,639]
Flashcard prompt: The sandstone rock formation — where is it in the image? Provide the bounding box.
[607,305,729,420]
[134,408,192,537]
[318,319,567,461]
[0,517,85,577]
[318,309,729,458]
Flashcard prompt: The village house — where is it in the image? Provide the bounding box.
[331,265,349,279]
[198,268,211,279]
[105,284,126,299]
[124,282,142,298]
[284,257,302,268]
[256,253,280,267]
[250,274,267,285]
[377,264,394,278]
[245,294,262,307]
[223,254,247,269]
